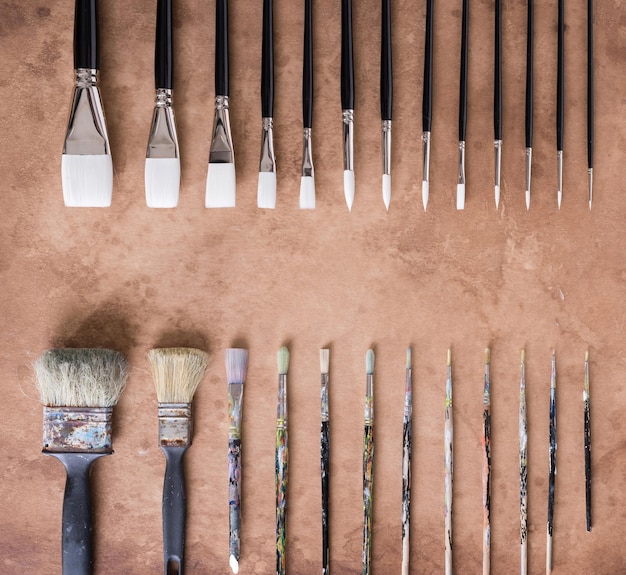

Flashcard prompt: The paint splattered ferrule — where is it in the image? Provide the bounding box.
[277,374,288,428]
[321,373,329,422]
[228,383,244,439]
[43,406,113,453]
[158,403,192,447]
[382,120,392,176]
[209,95,234,164]
[404,367,412,418]
[364,374,374,424]
[343,109,354,172]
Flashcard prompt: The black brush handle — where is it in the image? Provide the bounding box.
[162,446,188,575]
[556,0,564,152]
[261,0,274,117]
[380,0,393,121]
[584,398,592,531]
[459,0,469,141]
[74,0,98,70]
[525,0,534,148]
[155,0,173,90]
[321,421,330,575]
[547,389,557,535]
[303,0,313,128]
[494,0,502,141]
[341,0,355,111]
[422,0,433,133]
[587,0,593,169]
[215,0,229,96]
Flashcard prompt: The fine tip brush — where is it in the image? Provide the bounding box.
[520,350,528,575]
[226,348,249,574]
[457,0,469,210]
[276,346,290,575]
[148,347,208,575]
[320,349,330,575]
[206,0,236,208]
[362,349,375,575]
[584,351,592,531]
[62,0,113,207]
[35,348,128,574]
[341,0,356,211]
[547,350,557,574]
[483,348,492,575]
[422,0,434,211]
[401,347,412,575]
[525,0,534,211]
[444,348,453,575]
[299,0,316,209]
[556,0,564,209]
[145,0,181,208]
[494,1,502,209]
[381,0,393,211]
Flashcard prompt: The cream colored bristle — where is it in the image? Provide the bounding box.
[320,349,330,374]
[366,349,375,375]
[485,348,491,364]
[148,347,208,403]
[406,347,412,369]
[277,346,290,375]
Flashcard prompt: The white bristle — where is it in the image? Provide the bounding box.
[277,346,290,375]
[148,347,208,403]
[422,180,429,211]
[145,158,180,208]
[205,163,236,208]
[299,176,316,209]
[62,154,113,207]
[456,183,465,210]
[344,170,355,211]
[320,349,330,374]
[382,174,391,211]
[225,348,249,384]
[229,554,239,574]
[257,171,277,209]
[558,191,562,210]
[406,347,412,369]
[525,190,531,210]
[366,349,375,374]
[495,185,500,209]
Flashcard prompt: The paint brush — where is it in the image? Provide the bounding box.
[587,0,594,209]
[62,0,113,207]
[276,346,290,575]
[145,0,180,208]
[525,0,534,210]
[341,0,355,211]
[422,0,433,210]
[257,0,277,209]
[35,348,128,574]
[362,349,375,575]
[206,0,236,208]
[556,0,564,209]
[148,347,208,575]
[520,350,528,575]
[444,349,453,575]
[320,349,330,575]
[547,350,557,574]
[226,348,249,574]
[457,0,469,210]
[584,351,592,531]
[381,0,393,211]
[483,349,492,575]
[401,348,412,575]
[299,0,316,209]
[494,1,502,209]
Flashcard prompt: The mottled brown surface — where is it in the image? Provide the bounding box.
[1,0,625,573]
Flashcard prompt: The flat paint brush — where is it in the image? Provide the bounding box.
[520,350,528,575]
[381,0,393,211]
[494,1,502,209]
[145,0,181,208]
[206,0,236,208]
[226,348,249,574]
[457,0,469,210]
[300,0,316,209]
[547,351,557,574]
[362,349,375,575]
[320,349,330,575]
[35,348,128,574]
[149,347,208,575]
[422,0,433,210]
[482,349,492,575]
[62,0,113,207]
[525,0,534,210]
[257,0,277,209]
[587,0,594,209]
[341,0,355,211]
[401,348,412,575]
[584,351,592,531]
[556,0,564,209]
[276,346,290,575]
[444,349,453,575]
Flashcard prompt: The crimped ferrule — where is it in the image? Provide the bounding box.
[457,141,466,186]
[525,147,532,194]
[158,403,192,447]
[422,131,431,183]
[43,406,113,453]
[404,367,412,419]
[494,140,502,189]
[382,120,392,176]
[301,128,314,178]
[343,109,354,172]
[364,374,374,424]
[228,383,244,439]
[321,373,329,422]
[209,95,234,164]
[277,374,288,429]
[557,150,563,198]
[259,117,276,173]
[146,88,179,160]
[75,68,98,88]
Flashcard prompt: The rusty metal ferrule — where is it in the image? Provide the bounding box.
[43,406,113,453]
[158,403,193,447]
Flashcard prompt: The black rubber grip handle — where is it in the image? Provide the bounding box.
[74,0,98,70]
[303,0,313,128]
[215,0,229,96]
[494,0,502,140]
[341,0,355,111]
[422,0,433,132]
[161,446,188,575]
[261,0,274,117]
[525,0,534,148]
[380,0,393,121]
[556,0,564,151]
[155,0,173,90]
[459,0,469,141]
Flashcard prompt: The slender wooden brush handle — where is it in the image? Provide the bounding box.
[362,424,374,575]
[155,0,173,90]
[261,0,274,118]
[459,0,469,142]
[422,0,433,133]
[341,0,355,111]
[276,427,288,575]
[228,438,242,566]
[494,0,502,141]
[556,0,564,152]
[162,446,188,575]
[303,0,313,128]
[525,0,534,149]
[321,421,330,574]
[215,0,229,96]
[74,0,98,70]
[380,0,392,121]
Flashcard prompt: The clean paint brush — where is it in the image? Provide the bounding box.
[341,0,355,211]
[401,348,412,575]
[547,351,557,574]
[206,0,236,208]
[556,0,564,209]
[457,0,469,210]
[257,0,277,208]
[587,0,594,209]
[483,349,492,575]
[520,350,528,575]
[362,349,375,575]
[276,346,290,575]
[422,0,433,210]
[525,0,534,210]
[300,0,316,209]
[149,347,208,575]
[584,351,592,531]
[145,0,181,208]
[381,0,393,211]
[444,349,453,575]
[494,1,502,209]
[320,349,330,575]
[62,0,113,207]
[226,348,249,574]
[35,348,128,574]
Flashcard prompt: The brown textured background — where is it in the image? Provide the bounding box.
[1,0,625,573]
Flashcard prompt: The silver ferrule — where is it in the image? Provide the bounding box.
[557,150,563,197]
[588,168,593,206]
[209,95,234,164]
[228,383,244,439]
[494,140,502,189]
[321,373,329,422]
[63,68,110,156]
[158,403,192,447]
[364,374,374,424]
[343,109,354,172]
[301,128,314,178]
[382,120,392,176]
[525,147,532,194]
[146,88,179,159]
[457,141,466,185]
[259,117,276,173]
[404,367,412,418]
[43,406,113,453]
[422,131,431,183]
[277,374,288,429]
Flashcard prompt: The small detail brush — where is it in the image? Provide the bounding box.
[320,349,330,575]
[422,0,433,210]
[362,349,375,575]
[149,347,208,575]
[587,0,594,209]
[381,0,393,211]
[145,0,181,208]
[35,348,128,574]
[276,346,290,575]
[300,0,316,209]
[457,0,469,210]
[584,351,592,531]
[257,0,277,209]
[401,348,412,575]
[483,349,492,575]
[62,0,113,207]
[494,1,502,209]
[520,350,528,575]
[444,349,453,575]
[547,350,557,574]
[525,0,534,210]
[341,0,355,211]
[556,0,564,209]
[226,348,249,574]
[206,0,236,208]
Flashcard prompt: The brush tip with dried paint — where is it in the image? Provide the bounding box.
[485,348,491,364]
[366,349,375,375]
[148,347,208,404]
[447,348,452,366]
[320,349,330,374]
[277,346,290,375]
[225,348,249,385]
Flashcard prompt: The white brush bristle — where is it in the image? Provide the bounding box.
[382,174,391,211]
[320,349,330,374]
[225,348,249,384]
[299,176,316,209]
[206,163,236,208]
[495,185,500,209]
[148,347,208,403]
[277,346,290,375]
[525,190,531,211]
[344,170,355,211]
[456,183,465,210]
[406,347,412,369]
[229,555,239,574]
[257,171,277,209]
[422,180,429,211]
[62,154,113,207]
[145,158,180,208]
[366,349,375,374]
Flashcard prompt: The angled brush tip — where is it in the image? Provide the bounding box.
[148,347,208,403]
[366,349,375,374]
[320,349,330,374]
[277,346,290,375]
[225,348,249,384]
[229,554,239,574]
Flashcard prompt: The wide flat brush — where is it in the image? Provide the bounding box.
[444,349,453,575]
[483,349,492,575]
[148,347,208,575]
[320,349,330,575]
[276,347,290,575]
[362,349,375,575]
[401,348,412,575]
[299,0,316,209]
[547,351,557,574]
[422,0,433,210]
[457,0,469,210]
[35,348,128,574]
[520,350,528,575]
[341,0,355,211]
[62,0,113,207]
[381,0,393,211]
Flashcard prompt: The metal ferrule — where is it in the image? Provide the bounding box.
[525,147,532,193]
[382,120,392,176]
[321,373,329,422]
[557,150,563,197]
[146,88,179,159]
[364,374,374,424]
[228,383,244,439]
[63,68,110,156]
[494,140,502,189]
[209,95,234,164]
[259,117,276,173]
[484,366,491,407]
[301,128,314,178]
[404,368,412,418]
[422,131,431,183]
[588,168,593,206]
[277,374,288,429]
[343,109,354,172]
[158,403,192,447]
[457,141,466,185]
[446,366,453,405]
[43,406,113,453]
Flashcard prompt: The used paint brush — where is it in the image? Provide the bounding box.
[62,0,113,207]
[341,0,355,211]
[320,349,330,575]
[587,0,594,208]
[494,0,502,209]
[422,0,433,210]
[276,346,290,575]
[381,0,393,211]
[520,350,528,575]
[525,0,534,210]
[457,0,469,210]
[584,351,592,531]
[226,348,249,574]
[35,348,128,574]
[483,349,492,575]
[299,0,316,209]
[148,347,208,575]
[444,349,453,575]
[257,0,277,208]
[556,0,564,209]
[145,0,181,208]
[362,349,375,575]
[401,348,412,575]
[206,0,236,207]
[547,351,557,574]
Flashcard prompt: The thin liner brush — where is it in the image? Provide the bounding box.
[362,350,375,575]
[320,349,330,575]
[401,348,412,575]
[422,0,433,210]
[148,348,208,575]
[299,0,316,209]
[381,0,393,211]
[584,351,592,531]
[457,0,469,210]
[556,0,564,209]
[341,0,356,211]
[587,0,594,208]
[444,349,453,575]
[276,347,290,575]
[483,349,492,575]
[525,0,534,210]
[494,0,502,209]
[520,350,528,575]
[547,351,557,574]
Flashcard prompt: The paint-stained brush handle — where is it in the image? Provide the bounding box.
[362,425,374,575]
[321,421,330,574]
[162,446,188,575]
[276,427,288,575]
[381,0,392,121]
[155,0,173,90]
[74,0,98,70]
[215,0,229,97]
[261,0,274,118]
[303,0,313,129]
[228,438,242,566]
[341,0,355,111]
